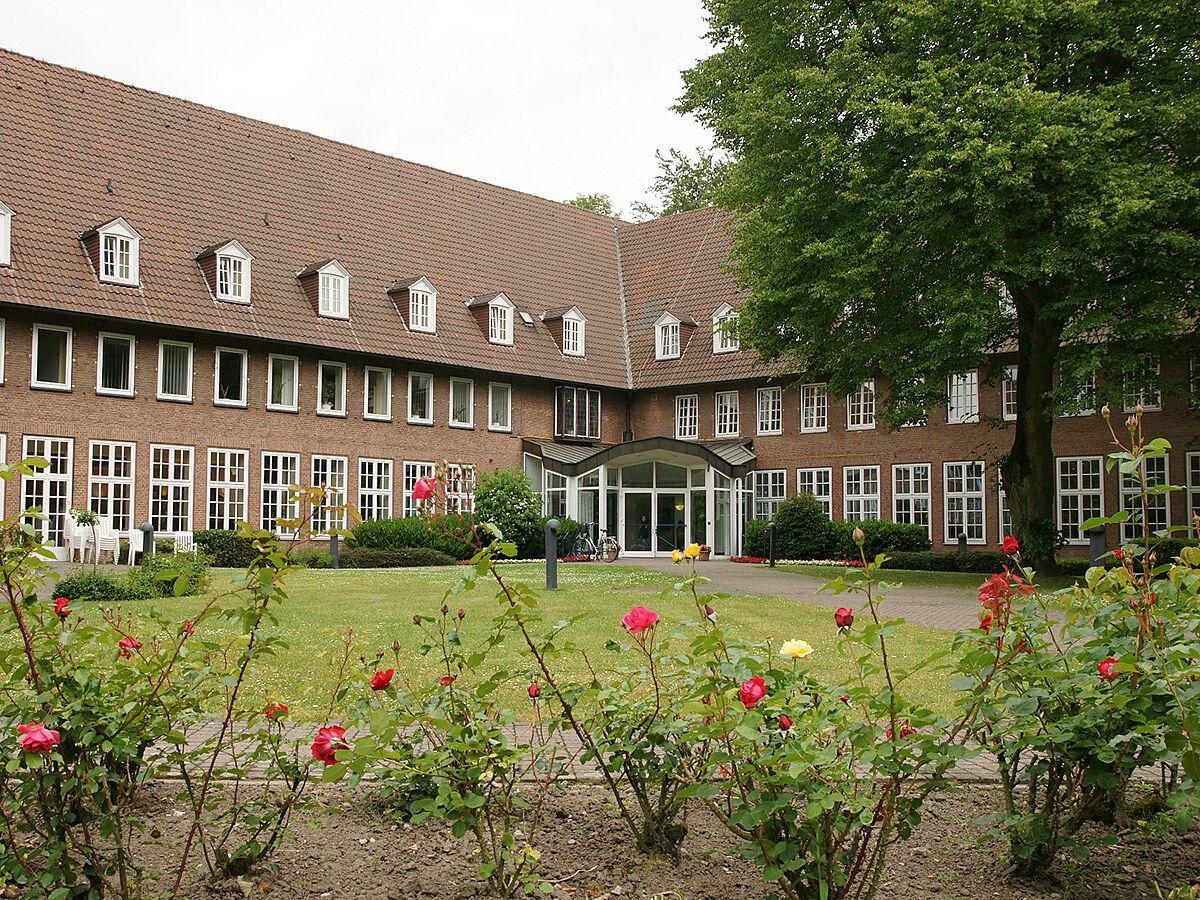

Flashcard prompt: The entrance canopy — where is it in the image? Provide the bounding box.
[521,436,757,479]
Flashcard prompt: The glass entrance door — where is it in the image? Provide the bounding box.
[656,493,686,553]
[624,492,653,553]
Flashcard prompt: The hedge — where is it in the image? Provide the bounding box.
[351,514,479,560]
[290,547,459,568]
[194,530,261,568]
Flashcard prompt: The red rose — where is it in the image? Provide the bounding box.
[886,720,916,740]
[1097,657,1119,681]
[311,726,349,766]
[371,669,394,691]
[704,604,717,621]
[979,614,994,634]
[1113,549,1126,561]
[739,676,767,709]
[53,597,70,619]
[622,605,659,635]
[528,683,541,700]
[978,575,1012,615]
[835,607,853,629]
[840,693,851,704]
[17,723,62,754]
[1001,536,1019,555]
[778,715,793,732]
[439,675,455,687]
[265,702,288,720]
[117,636,142,659]
[181,620,195,637]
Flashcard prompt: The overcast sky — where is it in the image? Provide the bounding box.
[3,1,716,216]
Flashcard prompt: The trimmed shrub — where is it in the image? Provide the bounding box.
[130,551,212,597]
[473,468,545,558]
[341,547,458,568]
[948,550,1012,573]
[194,529,261,568]
[52,570,147,604]
[773,494,831,560]
[350,514,477,559]
[881,550,961,572]
[828,520,931,559]
[744,519,768,558]
[290,548,332,568]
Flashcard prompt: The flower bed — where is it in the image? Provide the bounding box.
[730,555,865,566]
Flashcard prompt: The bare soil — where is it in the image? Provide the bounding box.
[135,783,1199,900]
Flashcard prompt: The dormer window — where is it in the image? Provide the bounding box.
[91,218,141,286]
[410,289,434,332]
[713,303,739,353]
[656,312,681,360]
[561,309,585,356]
[297,260,350,319]
[388,276,437,333]
[215,241,252,302]
[0,200,12,267]
[488,294,514,345]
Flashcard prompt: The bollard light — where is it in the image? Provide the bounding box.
[1086,525,1107,567]
[330,532,340,569]
[765,521,777,568]
[545,518,560,590]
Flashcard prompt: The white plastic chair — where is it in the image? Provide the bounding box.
[125,528,145,565]
[174,531,195,553]
[93,521,120,565]
[66,515,94,563]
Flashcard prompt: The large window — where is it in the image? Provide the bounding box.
[22,436,73,547]
[450,377,474,428]
[207,449,248,530]
[268,355,298,411]
[31,325,72,390]
[261,452,300,532]
[555,386,601,439]
[149,445,193,535]
[715,390,739,437]
[753,470,786,520]
[1057,456,1103,544]
[1002,366,1017,422]
[756,387,782,436]
[944,461,986,544]
[89,441,135,532]
[447,464,476,513]
[489,382,511,432]
[847,381,875,430]
[317,361,346,416]
[1188,453,1200,537]
[311,456,347,534]
[408,372,433,424]
[675,394,699,440]
[403,461,436,517]
[358,458,393,521]
[157,340,193,401]
[892,464,932,538]
[97,333,134,396]
[844,466,880,521]
[1121,455,1169,541]
[1124,355,1161,412]
[797,467,832,517]
[364,366,391,420]
[947,371,979,424]
[214,348,247,407]
[544,470,568,518]
[801,384,827,433]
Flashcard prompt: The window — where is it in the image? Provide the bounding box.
[488,296,514,345]
[22,436,73,547]
[207,449,248,530]
[311,456,348,534]
[215,242,252,302]
[97,219,140,285]
[0,200,11,267]
[561,311,585,356]
[1121,455,1169,541]
[31,325,72,390]
[261,452,299,531]
[1002,366,1017,422]
[893,464,932,538]
[544,470,568,518]
[318,263,350,318]
[756,387,782,435]
[555,386,601,439]
[1188,453,1200,537]
[214,348,247,407]
[713,304,739,353]
[947,371,979,424]
[1061,373,1096,417]
[715,390,740,437]
[96,333,134,396]
[1124,356,1161,411]
[447,464,476,513]
[844,466,880,521]
[675,394,699,440]
[999,488,1013,542]
[658,321,680,360]
[89,441,135,531]
[403,461,436,517]
[847,381,875,430]
[753,470,786,520]
[1057,456,1103,544]
[364,367,392,420]
[267,355,298,411]
[450,377,474,428]
[797,467,832,517]
[801,384,827,433]
[149,445,193,536]
[359,458,393,521]
[409,283,436,333]
[944,461,986,544]
[408,372,433,424]
[488,382,512,432]
[317,361,346,416]
[157,340,193,401]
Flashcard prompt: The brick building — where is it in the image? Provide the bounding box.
[1,50,1197,559]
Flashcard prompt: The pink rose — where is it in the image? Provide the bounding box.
[886,720,916,740]
[739,676,767,709]
[411,476,436,502]
[622,605,659,635]
[311,726,349,766]
[17,723,62,754]
[835,607,853,629]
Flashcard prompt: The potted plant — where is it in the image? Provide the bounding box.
[698,543,712,561]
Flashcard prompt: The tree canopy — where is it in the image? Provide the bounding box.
[631,148,729,219]
[567,193,618,216]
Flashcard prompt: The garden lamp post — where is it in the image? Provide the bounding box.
[545,518,560,590]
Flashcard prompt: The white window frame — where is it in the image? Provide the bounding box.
[316,261,350,319]
[403,461,436,517]
[999,488,1013,542]
[555,386,601,440]
[267,354,299,412]
[364,366,392,421]
[0,200,11,267]
[408,372,434,425]
[1061,373,1097,417]
[97,219,140,286]
[96,332,135,397]
[311,455,348,535]
[488,295,515,346]
[843,466,881,522]
[847,381,875,431]
[800,383,827,433]
[149,444,194,536]
[1121,455,1170,542]
[88,440,136,532]
[943,460,986,545]
[21,436,74,548]
[947,370,979,424]
[561,309,586,356]
[214,347,248,408]
[449,377,475,429]
[656,313,681,361]
[1187,452,1200,537]
[1056,456,1104,545]
[214,241,252,303]
[447,463,476,514]
[1001,366,1017,422]
[892,463,932,538]
[358,458,393,521]
[261,452,300,533]
[1124,355,1161,412]
[715,390,740,437]
[756,386,783,436]
[157,340,193,402]
[31,324,72,391]
[712,303,739,353]
[675,394,699,440]
[797,467,833,517]
[317,361,347,417]
[488,382,512,432]
[753,469,786,520]
[207,448,248,531]
[408,279,437,333]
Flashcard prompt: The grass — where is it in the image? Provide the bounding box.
[106,563,961,718]
[770,563,1081,591]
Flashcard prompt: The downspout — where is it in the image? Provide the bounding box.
[613,224,635,441]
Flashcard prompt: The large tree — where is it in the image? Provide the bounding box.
[679,0,1200,567]
[631,148,730,218]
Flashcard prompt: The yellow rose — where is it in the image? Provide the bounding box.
[684,543,701,558]
[672,549,683,563]
[780,639,814,660]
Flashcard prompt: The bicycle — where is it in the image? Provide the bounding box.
[596,530,621,562]
[570,529,621,562]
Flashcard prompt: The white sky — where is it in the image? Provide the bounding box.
[2,0,716,215]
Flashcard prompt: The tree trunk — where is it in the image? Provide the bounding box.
[1001,286,1066,573]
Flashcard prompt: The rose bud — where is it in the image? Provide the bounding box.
[441,604,449,615]
[413,615,421,625]
[458,608,466,619]
[779,715,793,732]
[835,607,853,629]
[1101,404,1111,419]
[852,526,865,546]
[376,649,384,659]
[53,597,70,619]
[1112,549,1125,561]
[528,683,541,700]
[393,640,401,652]
[704,604,716,622]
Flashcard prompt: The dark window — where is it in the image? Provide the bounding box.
[555,386,600,439]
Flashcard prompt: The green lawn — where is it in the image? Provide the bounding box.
[771,563,1081,591]
[111,563,959,717]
